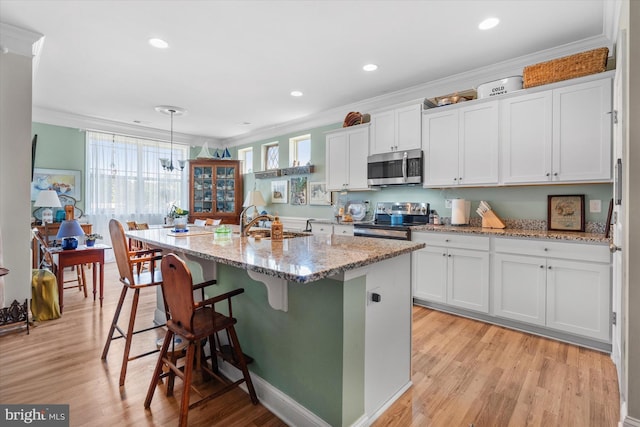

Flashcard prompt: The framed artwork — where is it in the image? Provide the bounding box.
[605,198,613,238]
[271,180,288,204]
[547,194,585,232]
[31,168,82,201]
[309,181,331,205]
[289,177,307,205]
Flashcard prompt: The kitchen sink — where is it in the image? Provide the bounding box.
[237,229,311,239]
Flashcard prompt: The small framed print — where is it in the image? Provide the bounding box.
[547,194,585,232]
[289,177,307,205]
[308,181,331,205]
[271,180,288,204]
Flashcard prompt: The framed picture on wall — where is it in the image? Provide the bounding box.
[31,168,82,201]
[271,180,288,204]
[309,182,331,205]
[289,177,307,205]
[547,194,585,232]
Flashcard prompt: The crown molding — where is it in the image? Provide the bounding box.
[0,22,43,57]
[222,34,613,147]
[32,106,221,147]
[30,33,614,150]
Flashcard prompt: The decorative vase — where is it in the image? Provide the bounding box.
[174,216,188,230]
[86,239,96,247]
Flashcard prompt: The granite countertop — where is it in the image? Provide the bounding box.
[410,224,609,244]
[126,227,424,284]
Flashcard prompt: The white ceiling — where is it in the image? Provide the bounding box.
[0,0,615,146]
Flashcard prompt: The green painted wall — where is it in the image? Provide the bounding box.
[32,122,87,212]
[34,121,612,225]
[214,264,365,427]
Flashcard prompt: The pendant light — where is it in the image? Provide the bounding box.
[155,105,186,172]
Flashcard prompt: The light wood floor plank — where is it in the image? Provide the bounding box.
[0,264,619,426]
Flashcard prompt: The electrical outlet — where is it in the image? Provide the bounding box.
[589,199,602,213]
[445,199,452,208]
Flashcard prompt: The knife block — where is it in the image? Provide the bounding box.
[481,210,506,229]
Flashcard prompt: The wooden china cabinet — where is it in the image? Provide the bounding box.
[188,159,243,225]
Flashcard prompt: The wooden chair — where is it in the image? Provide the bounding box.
[101,219,165,386]
[32,230,87,297]
[144,254,258,426]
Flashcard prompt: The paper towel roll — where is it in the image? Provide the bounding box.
[451,199,469,225]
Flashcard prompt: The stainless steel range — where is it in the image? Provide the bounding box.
[353,202,429,240]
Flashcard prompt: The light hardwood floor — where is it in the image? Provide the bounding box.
[1,262,619,426]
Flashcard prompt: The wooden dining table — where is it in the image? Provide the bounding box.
[48,244,110,313]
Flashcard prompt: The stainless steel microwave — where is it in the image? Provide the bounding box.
[367,149,423,186]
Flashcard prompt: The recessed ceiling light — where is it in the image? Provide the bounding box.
[478,17,500,30]
[149,38,169,49]
[290,90,303,97]
[363,64,378,72]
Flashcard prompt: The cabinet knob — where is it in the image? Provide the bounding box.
[546,173,550,177]
[459,177,463,181]
[553,172,558,176]
[540,265,544,269]
[448,254,452,258]
[544,248,548,251]
[390,146,394,151]
[548,266,552,270]
[453,178,457,181]
[610,243,622,253]
[445,239,450,242]
[442,253,446,257]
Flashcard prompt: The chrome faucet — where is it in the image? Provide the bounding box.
[240,205,274,235]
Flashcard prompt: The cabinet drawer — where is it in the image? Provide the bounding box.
[494,237,609,263]
[412,232,490,250]
[333,224,354,236]
[312,224,333,235]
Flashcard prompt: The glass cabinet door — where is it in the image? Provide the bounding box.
[215,165,236,213]
[192,166,214,214]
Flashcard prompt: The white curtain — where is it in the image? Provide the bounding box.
[85,131,188,261]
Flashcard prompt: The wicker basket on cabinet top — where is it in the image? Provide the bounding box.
[522,47,609,88]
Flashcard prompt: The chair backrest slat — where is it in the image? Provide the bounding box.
[161,254,196,332]
[109,219,136,285]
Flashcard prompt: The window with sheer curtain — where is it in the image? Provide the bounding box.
[85,131,188,258]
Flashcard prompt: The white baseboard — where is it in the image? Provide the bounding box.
[623,413,640,427]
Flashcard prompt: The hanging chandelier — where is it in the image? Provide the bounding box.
[155,105,186,172]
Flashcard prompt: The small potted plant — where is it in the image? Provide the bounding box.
[85,233,103,247]
[167,204,189,230]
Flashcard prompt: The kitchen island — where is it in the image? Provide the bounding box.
[126,227,424,427]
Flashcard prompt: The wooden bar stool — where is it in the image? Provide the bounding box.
[144,254,258,426]
[101,219,165,386]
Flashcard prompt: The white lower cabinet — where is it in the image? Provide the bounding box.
[546,258,610,341]
[412,232,490,314]
[493,254,548,326]
[413,232,612,347]
[493,238,611,342]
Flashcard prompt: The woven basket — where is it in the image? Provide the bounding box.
[523,47,609,88]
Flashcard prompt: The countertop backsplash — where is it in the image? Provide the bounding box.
[440,217,606,234]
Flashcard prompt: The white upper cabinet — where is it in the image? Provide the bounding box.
[423,101,499,187]
[501,91,553,183]
[422,109,459,186]
[326,124,370,191]
[552,78,612,182]
[459,102,500,185]
[370,104,421,155]
[502,76,612,184]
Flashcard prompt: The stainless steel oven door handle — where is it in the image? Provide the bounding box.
[402,151,408,182]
